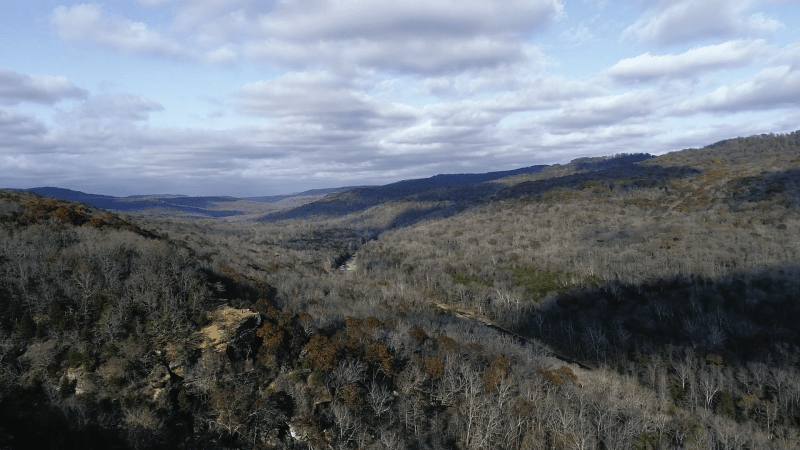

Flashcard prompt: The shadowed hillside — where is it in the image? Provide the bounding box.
[258,165,556,223]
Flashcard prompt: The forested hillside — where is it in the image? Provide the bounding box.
[1,132,800,449]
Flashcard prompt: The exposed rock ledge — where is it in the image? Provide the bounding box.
[198,306,261,353]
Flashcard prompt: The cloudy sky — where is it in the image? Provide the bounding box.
[2,0,799,196]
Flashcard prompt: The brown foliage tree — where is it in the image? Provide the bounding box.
[540,366,578,386]
[304,335,341,372]
[483,356,511,392]
[424,357,444,379]
[364,342,394,375]
[256,321,285,365]
[409,325,428,342]
[438,335,458,353]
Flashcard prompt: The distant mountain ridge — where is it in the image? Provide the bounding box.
[12,186,365,218]
[23,187,244,217]
[257,156,655,227]
[12,165,554,218]
[258,164,556,224]
[384,165,550,190]
[243,186,371,204]
[13,159,652,220]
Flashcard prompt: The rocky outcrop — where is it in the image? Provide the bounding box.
[63,367,93,396]
[198,306,261,354]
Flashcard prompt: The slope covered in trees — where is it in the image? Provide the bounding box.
[1,132,799,450]
[257,164,557,226]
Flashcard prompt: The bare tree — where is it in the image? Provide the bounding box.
[331,402,366,446]
[367,382,393,418]
[328,358,366,395]
[698,367,723,411]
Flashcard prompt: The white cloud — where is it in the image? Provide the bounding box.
[607,40,769,81]
[624,0,783,45]
[534,123,665,148]
[424,74,601,114]
[0,110,49,145]
[342,38,539,76]
[423,72,511,98]
[242,0,564,75]
[0,117,406,195]
[678,65,800,113]
[140,0,262,39]
[50,0,564,75]
[775,42,800,65]
[382,120,492,152]
[73,94,165,122]
[380,114,506,156]
[560,24,594,46]
[583,0,607,9]
[235,71,418,131]
[501,76,604,110]
[202,46,239,64]
[253,0,562,74]
[258,0,564,41]
[423,101,505,128]
[0,68,88,105]
[534,90,661,131]
[244,37,543,76]
[51,3,184,55]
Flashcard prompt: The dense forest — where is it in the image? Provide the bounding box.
[1,131,800,449]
